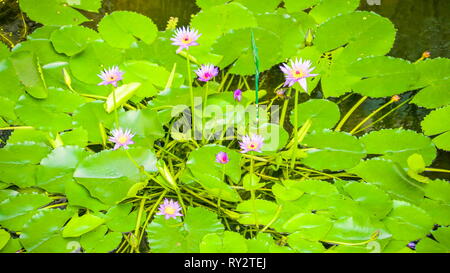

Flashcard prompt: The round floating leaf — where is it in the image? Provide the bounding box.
[0,229,10,250]
[350,158,425,205]
[309,0,359,24]
[147,207,224,253]
[288,233,326,253]
[236,199,279,226]
[383,200,433,241]
[104,203,143,232]
[289,99,340,132]
[424,179,450,204]
[19,0,89,26]
[316,12,396,97]
[282,213,333,240]
[37,146,89,193]
[0,192,52,231]
[200,231,248,253]
[191,2,258,48]
[0,142,51,188]
[360,129,437,166]
[65,180,108,212]
[348,56,419,97]
[15,88,85,133]
[10,51,48,99]
[411,79,450,109]
[72,101,116,144]
[62,213,105,238]
[187,145,242,202]
[73,147,158,205]
[421,106,450,151]
[50,25,100,56]
[415,237,448,253]
[69,41,124,84]
[80,225,122,253]
[411,57,450,108]
[19,209,74,253]
[98,11,158,49]
[122,60,175,99]
[212,27,282,75]
[343,181,393,219]
[302,130,366,171]
[256,12,314,59]
[315,11,396,62]
[117,108,165,145]
[323,215,388,243]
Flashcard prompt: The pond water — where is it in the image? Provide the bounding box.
[0,0,449,177]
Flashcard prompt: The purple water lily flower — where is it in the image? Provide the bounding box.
[239,134,264,153]
[233,89,242,102]
[170,26,201,53]
[108,128,135,150]
[216,152,230,164]
[156,198,183,220]
[97,66,124,87]
[280,58,318,92]
[195,64,219,82]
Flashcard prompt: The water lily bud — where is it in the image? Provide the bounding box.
[62,67,72,89]
[422,51,431,59]
[391,95,401,102]
[305,29,314,46]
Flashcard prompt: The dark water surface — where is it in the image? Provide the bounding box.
[1,0,449,176]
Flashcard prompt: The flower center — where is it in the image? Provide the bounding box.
[247,143,257,150]
[182,37,191,44]
[118,136,128,144]
[109,75,117,81]
[293,70,305,79]
[204,72,211,79]
[164,206,176,215]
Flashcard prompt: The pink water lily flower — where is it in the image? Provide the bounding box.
[156,199,183,220]
[239,134,264,153]
[195,64,219,82]
[108,128,135,150]
[97,66,124,87]
[170,26,201,53]
[280,58,318,92]
[216,152,230,164]
[233,89,242,102]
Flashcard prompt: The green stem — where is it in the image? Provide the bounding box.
[349,99,395,135]
[424,168,450,174]
[186,48,196,141]
[279,88,293,128]
[290,88,299,169]
[335,96,368,132]
[353,98,412,134]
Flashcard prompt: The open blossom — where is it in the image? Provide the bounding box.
[195,64,218,82]
[108,128,135,150]
[170,26,201,53]
[280,58,318,92]
[97,66,124,87]
[233,89,242,102]
[156,198,183,220]
[216,152,230,164]
[239,134,264,153]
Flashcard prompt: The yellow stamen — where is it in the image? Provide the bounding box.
[118,136,128,144]
[164,206,176,215]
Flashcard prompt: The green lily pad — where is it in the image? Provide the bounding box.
[421,105,450,151]
[302,130,366,171]
[359,129,437,167]
[98,11,158,49]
